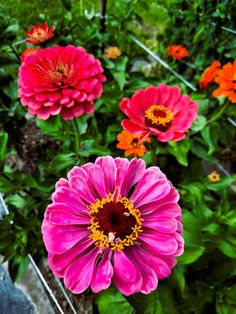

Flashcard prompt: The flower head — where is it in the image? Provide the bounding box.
[208,171,220,183]
[18,45,106,120]
[167,45,188,60]
[120,84,198,142]
[199,61,221,89]
[42,156,184,295]
[117,130,150,157]
[20,47,39,63]
[213,61,236,103]
[25,22,54,44]
[104,46,122,59]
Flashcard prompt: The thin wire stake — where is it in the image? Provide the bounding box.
[28,254,65,314]
[54,277,77,314]
[227,117,236,128]
[129,35,197,91]
[0,193,9,215]
[210,21,236,35]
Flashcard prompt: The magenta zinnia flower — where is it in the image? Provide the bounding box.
[42,156,184,295]
[18,45,106,120]
[120,84,198,142]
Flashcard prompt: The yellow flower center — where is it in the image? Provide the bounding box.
[88,195,143,251]
[145,105,173,131]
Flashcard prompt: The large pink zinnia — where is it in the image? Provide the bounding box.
[120,84,198,142]
[42,156,184,295]
[18,45,106,120]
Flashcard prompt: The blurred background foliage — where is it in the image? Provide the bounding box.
[0,0,236,313]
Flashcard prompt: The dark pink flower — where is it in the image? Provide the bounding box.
[42,156,184,295]
[25,22,54,44]
[120,84,198,142]
[18,45,106,120]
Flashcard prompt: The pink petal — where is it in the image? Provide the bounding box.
[113,250,138,283]
[64,247,100,293]
[49,238,93,271]
[42,220,90,254]
[143,215,178,233]
[91,251,113,293]
[120,158,146,197]
[139,231,178,255]
[95,156,117,193]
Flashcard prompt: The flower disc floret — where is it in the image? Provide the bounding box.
[18,45,106,120]
[42,156,184,295]
[88,195,143,251]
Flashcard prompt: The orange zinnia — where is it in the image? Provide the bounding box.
[199,61,221,89]
[167,45,188,60]
[117,130,150,157]
[213,61,236,103]
[25,22,54,45]
[20,47,39,63]
[104,46,121,59]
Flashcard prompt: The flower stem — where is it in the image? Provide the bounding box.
[208,101,229,124]
[73,118,81,156]
[151,137,157,166]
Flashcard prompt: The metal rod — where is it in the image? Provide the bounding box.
[129,35,197,91]
[100,0,107,33]
[0,193,9,215]
[28,254,65,314]
[210,21,236,35]
[228,117,236,128]
[54,277,77,314]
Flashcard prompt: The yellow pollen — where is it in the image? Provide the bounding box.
[88,195,143,251]
[145,105,173,126]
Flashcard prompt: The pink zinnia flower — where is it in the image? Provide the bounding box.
[18,45,106,120]
[25,22,54,44]
[42,156,184,295]
[120,84,198,142]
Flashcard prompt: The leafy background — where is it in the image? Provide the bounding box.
[0,0,236,313]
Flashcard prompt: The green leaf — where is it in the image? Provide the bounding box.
[49,153,76,172]
[80,139,111,157]
[0,131,8,166]
[5,194,26,209]
[168,138,190,166]
[116,56,128,72]
[178,243,205,265]
[127,291,159,314]
[206,176,234,191]
[36,116,64,140]
[219,239,236,258]
[191,115,207,132]
[113,72,126,90]
[201,123,220,155]
[95,286,134,314]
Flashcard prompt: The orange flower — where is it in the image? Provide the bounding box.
[20,47,39,63]
[167,45,188,60]
[199,61,221,89]
[213,61,236,103]
[208,171,220,183]
[104,46,121,59]
[25,22,54,44]
[117,130,150,157]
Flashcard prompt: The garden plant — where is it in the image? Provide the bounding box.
[0,1,236,313]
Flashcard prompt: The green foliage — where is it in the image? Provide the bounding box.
[0,1,235,313]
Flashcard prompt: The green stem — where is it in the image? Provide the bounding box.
[151,137,157,166]
[80,0,83,15]
[208,101,229,124]
[73,118,81,156]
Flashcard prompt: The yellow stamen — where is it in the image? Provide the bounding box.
[145,105,173,127]
[88,195,143,251]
